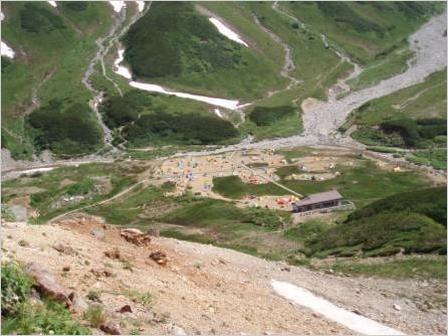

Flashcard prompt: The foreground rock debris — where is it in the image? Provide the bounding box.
[2,218,445,335]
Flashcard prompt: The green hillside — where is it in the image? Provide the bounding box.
[1,1,114,158]
[123,2,286,100]
[282,1,444,89]
[295,187,447,258]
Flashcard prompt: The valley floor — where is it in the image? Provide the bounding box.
[2,217,446,335]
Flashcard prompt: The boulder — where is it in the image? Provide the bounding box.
[100,321,121,335]
[53,243,77,256]
[68,292,88,313]
[149,251,167,266]
[116,304,132,313]
[91,228,105,240]
[104,248,121,260]
[25,262,71,307]
[120,229,151,247]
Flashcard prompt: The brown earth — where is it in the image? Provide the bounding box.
[2,216,446,335]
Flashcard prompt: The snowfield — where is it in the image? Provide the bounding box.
[1,41,15,59]
[209,17,248,47]
[271,280,405,336]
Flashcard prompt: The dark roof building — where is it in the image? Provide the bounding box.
[292,190,343,213]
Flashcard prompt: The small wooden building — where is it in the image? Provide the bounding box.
[292,190,343,213]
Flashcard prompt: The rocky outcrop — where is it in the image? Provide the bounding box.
[100,321,121,335]
[25,262,71,307]
[149,251,167,266]
[120,228,151,246]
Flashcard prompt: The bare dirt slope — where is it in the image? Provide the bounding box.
[2,216,446,335]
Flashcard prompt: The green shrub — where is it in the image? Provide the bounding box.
[123,111,238,146]
[1,262,33,316]
[249,106,296,126]
[28,100,102,155]
[20,3,66,33]
[84,304,106,328]
[380,118,421,147]
[66,178,96,196]
[63,2,88,11]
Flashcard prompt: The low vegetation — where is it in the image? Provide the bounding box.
[1,262,89,335]
[248,105,296,126]
[286,187,446,259]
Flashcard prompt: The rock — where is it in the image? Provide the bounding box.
[100,321,121,335]
[68,292,88,313]
[91,229,105,240]
[149,251,167,266]
[53,243,77,256]
[117,304,132,313]
[120,228,151,246]
[104,248,121,260]
[393,304,402,311]
[281,267,290,272]
[62,266,70,272]
[90,269,113,278]
[25,262,71,307]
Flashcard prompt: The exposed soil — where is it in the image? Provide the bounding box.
[2,217,445,335]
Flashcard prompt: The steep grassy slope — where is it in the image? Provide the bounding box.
[282,1,444,89]
[1,2,113,158]
[343,69,447,168]
[123,2,285,100]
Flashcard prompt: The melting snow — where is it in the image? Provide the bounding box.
[135,1,145,12]
[271,280,405,336]
[209,17,248,47]
[114,48,132,80]
[129,82,240,110]
[47,1,57,8]
[109,1,126,13]
[1,41,15,59]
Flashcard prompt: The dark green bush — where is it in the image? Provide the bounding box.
[249,105,296,126]
[380,118,421,147]
[123,111,238,145]
[102,91,152,128]
[28,100,102,154]
[20,3,65,33]
[63,2,88,11]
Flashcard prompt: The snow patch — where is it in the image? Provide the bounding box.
[271,280,405,336]
[113,48,132,80]
[1,11,4,21]
[1,41,15,59]
[47,1,57,8]
[209,17,248,47]
[135,1,145,12]
[129,82,240,110]
[18,167,55,176]
[109,1,126,13]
